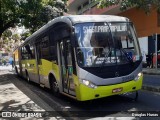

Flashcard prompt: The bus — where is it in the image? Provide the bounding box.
[13,15,143,101]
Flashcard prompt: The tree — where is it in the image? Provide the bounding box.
[1,29,12,39]
[21,31,31,41]
[0,29,22,52]
[0,29,12,49]
[97,0,160,14]
[22,0,67,33]
[0,0,28,37]
[0,29,12,52]
[0,0,67,37]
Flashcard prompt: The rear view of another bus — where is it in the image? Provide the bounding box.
[72,15,143,101]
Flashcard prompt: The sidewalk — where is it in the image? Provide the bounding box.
[0,66,59,119]
[142,68,160,93]
[0,65,12,70]
[142,68,160,75]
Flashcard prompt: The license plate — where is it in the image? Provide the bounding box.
[112,87,123,93]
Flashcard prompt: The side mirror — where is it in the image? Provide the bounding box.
[71,32,76,46]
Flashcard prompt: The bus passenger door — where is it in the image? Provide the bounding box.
[59,39,76,96]
[36,36,50,86]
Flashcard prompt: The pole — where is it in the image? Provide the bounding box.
[155,33,157,70]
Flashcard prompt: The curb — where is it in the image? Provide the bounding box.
[143,71,160,75]
[142,85,160,93]
[142,68,160,75]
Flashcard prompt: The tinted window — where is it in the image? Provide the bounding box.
[41,36,50,60]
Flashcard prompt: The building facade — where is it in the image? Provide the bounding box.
[68,0,160,68]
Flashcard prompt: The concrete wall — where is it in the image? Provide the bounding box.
[119,8,160,38]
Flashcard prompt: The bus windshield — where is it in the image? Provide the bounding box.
[75,22,141,67]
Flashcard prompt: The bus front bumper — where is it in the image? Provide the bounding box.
[76,76,143,101]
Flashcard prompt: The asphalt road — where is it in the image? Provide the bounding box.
[1,72,157,120]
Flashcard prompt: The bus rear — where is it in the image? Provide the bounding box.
[74,21,143,101]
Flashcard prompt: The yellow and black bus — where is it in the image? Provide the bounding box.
[13,15,143,101]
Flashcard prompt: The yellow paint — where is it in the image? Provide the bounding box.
[21,60,36,74]
[13,49,19,61]
[21,59,60,81]
[76,76,143,101]
[40,59,60,81]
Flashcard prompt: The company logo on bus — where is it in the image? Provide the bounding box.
[115,72,119,77]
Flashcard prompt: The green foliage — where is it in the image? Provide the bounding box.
[0,29,21,52]
[12,34,21,42]
[21,31,31,41]
[0,0,68,37]
[2,30,12,38]
[0,0,20,36]
[97,0,160,13]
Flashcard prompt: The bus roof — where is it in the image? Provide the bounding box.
[23,15,129,46]
[67,15,129,23]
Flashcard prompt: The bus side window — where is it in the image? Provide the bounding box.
[41,36,50,60]
[29,44,35,59]
[21,47,24,59]
[36,42,42,65]
[49,31,57,61]
[25,44,34,59]
[21,46,29,60]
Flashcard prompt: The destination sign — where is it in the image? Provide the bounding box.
[83,25,127,33]
[83,26,109,33]
[110,25,127,32]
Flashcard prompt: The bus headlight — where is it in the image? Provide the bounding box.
[134,72,142,81]
[81,79,97,89]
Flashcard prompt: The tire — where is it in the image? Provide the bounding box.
[50,76,60,96]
